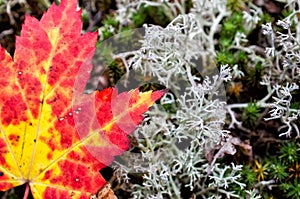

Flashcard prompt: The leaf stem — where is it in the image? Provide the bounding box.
[23,183,30,199]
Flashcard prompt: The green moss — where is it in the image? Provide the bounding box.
[131,4,170,27]
[243,102,260,128]
[279,142,299,163]
[269,160,288,180]
[242,165,257,187]
[227,0,247,12]
[216,50,235,65]
[280,181,300,199]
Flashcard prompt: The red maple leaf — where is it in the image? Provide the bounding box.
[0,0,164,198]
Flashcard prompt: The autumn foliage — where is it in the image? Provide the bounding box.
[0,0,164,198]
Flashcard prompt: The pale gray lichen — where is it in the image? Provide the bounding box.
[110,1,250,198]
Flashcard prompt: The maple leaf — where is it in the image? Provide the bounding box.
[0,0,165,198]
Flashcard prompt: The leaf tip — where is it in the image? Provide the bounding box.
[150,89,168,102]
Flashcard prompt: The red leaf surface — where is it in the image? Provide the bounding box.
[0,0,165,198]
